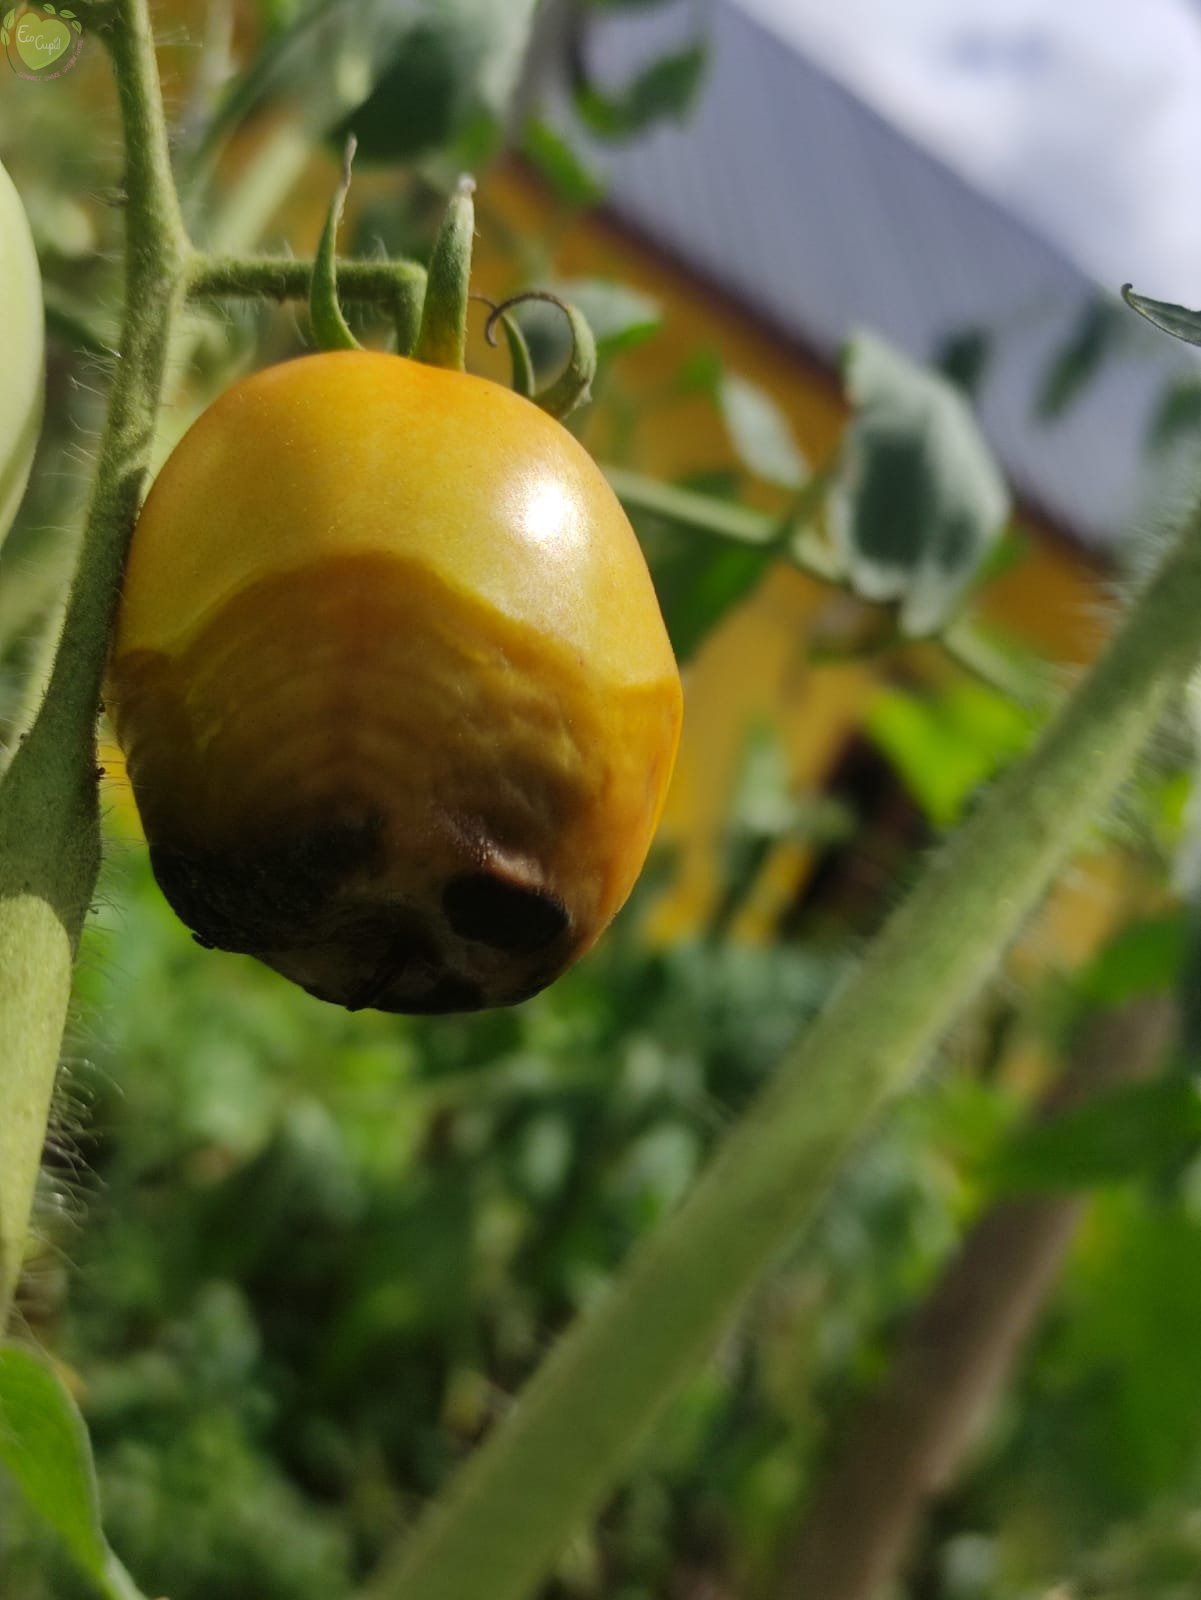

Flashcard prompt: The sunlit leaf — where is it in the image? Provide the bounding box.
[718,373,808,489]
[867,679,1033,828]
[1122,283,1201,348]
[0,1345,146,1600]
[833,331,1010,637]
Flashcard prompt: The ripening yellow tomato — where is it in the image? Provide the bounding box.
[108,350,682,1013]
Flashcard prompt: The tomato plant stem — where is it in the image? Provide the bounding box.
[188,253,426,352]
[0,0,189,1324]
[362,498,1201,1600]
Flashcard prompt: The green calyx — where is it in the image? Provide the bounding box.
[310,136,362,353]
[310,162,597,417]
[413,173,476,371]
[483,291,597,420]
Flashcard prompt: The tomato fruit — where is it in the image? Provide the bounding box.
[0,158,44,546]
[108,351,682,1013]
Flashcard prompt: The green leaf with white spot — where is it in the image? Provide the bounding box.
[718,373,808,489]
[833,331,1010,637]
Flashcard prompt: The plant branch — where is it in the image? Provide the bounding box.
[773,994,1175,1600]
[605,464,1052,706]
[361,501,1201,1600]
[188,250,426,355]
[0,0,190,1325]
[188,252,426,305]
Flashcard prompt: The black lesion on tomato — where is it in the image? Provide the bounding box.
[442,870,569,953]
[149,812,387,956]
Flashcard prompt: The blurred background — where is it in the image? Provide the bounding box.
[5,2,1201,1597]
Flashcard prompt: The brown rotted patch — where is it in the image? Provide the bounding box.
[150,813,387,955]
[109,550,678,1015]
[442,870,569,953]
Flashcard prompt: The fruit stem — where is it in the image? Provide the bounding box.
[413,174,476,371]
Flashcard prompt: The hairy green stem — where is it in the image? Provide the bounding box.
[362,503,1201,1600]
[0,0,189,1324]
[188,253,427,305]
[188,252,425,354]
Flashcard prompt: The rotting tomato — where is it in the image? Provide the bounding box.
[107,350,683,1014]
[0,157,44,547]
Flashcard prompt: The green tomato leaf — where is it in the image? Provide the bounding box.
[988,1077,1201,1195]
[201,0,538,171]
[658,537,778,664]
[59,7,75,16]
[1049,1191,1201,1506]
[833,331,1010,637]
[521,119,605,208]
[1147,378,1201,454]
[867,679,1034,829]
[1122,282,1201,347]
[1035,297,1128,421]
[43,4,55,13]
[1076,914,1190,1007]
[550,278,660,356]
[2,10,14,27]
[718,373,808,489]
[0,1345,148,1600]
[574,41,707,141]
[614,471,786,662]
[933,324,992,399]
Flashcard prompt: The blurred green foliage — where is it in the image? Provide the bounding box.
[5,810,1201,1599]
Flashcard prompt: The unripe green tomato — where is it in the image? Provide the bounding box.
[0,158,44,545]
[109,351,683,1014]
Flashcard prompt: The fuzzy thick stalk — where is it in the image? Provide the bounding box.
[0,0,189,1323]
[363,507,1201,1600]
[773,994,1176,1600]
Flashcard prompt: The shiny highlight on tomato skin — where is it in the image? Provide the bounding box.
[108,352,682,1012]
